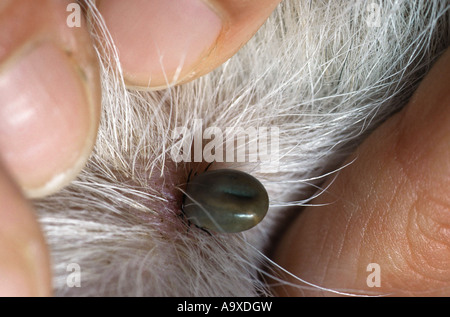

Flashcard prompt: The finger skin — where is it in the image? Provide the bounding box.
[193,0,283,83]
[0,160,52,296]
[97,0,281,89]
[0,0,101,198]
[272,48,450,296]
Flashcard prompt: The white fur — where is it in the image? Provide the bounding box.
[34,0,450,296]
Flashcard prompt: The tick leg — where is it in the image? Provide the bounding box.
[195,224,212,236]
[178,209,193,233]
[181,168,212,236]
[181,169,193,211]
[204,162,213,172]
[179,169,195,233]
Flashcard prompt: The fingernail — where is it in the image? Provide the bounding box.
[98,0,223,89]
[0,43,97,198]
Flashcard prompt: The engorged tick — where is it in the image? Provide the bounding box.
[181,169,269,233]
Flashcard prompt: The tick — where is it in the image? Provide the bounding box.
[182,169,269,233]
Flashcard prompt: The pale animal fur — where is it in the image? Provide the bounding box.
[33,0,450,296]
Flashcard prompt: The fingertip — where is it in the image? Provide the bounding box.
[0,0,101,198]
[0,160,52,296]
[97,0,281,90]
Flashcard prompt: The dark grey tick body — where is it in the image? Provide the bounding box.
[182,169,269,233]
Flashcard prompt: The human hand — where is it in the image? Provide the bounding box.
[273,48,450,296]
